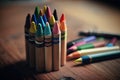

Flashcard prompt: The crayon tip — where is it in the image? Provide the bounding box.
[34,6,40,19]
[49,15,55,26]
[60,21,67,31]
[43,5,47,14]
[46,6,52,20]
[60,13,65,23]
[53,21,61,34]
[29,21,37,33]
[53,9,58,21]
[25,14,31,30]
[38,16,45,28]
[36,23,43,37]
[39,9,44,16]
[44,22,52,36]
[32,14,37,24]
[74,58,82,64]
[43,14,48,23]
[67,51,81,60]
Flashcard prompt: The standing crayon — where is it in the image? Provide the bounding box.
[53,9,58,21]
[75,50,120,64]
[60,14,67,66]
[29,21,37,68]
[44,22,52,72]
[35,23,45,72]
[67,46,120,60]
[52,21,61,71]
[34,6,40,20]
[49,15,55,29]
[67,40,106,54]
[45,6,52,21]
[24,14,31,65]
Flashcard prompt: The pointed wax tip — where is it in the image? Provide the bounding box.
[49,15,55,25]
[60,13,65,23]
[40,9,44,16]
[25,14,31,29]
[53,9,58,21]
[44,22,52,36]
[34,6,40,18]
[46,6,52,19]
[36,23,43,37]
[53,21,60,34]
[29,21,37,33]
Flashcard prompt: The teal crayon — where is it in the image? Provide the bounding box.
[35,23,45,72]
[52,21,61,71]
[75,50,120,64]
[24,14,31,65]
[44,22,52,72]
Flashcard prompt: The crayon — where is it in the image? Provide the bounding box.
[43,14,48,24]
[49,15,55,29]
[53,9,58,21]
[67,46,120,60]
[29,21,37,68]
[52,21,61,71]
[67,40,106,54]
[32,14,37,25]
[106,37,117,47]
[60,14,67,66]
[45,6,52,21]
[67,38,84,49]
[44,22,52,72]
[39,9,44,16]
[35,23,45,72]
[38,16,46,29]
[34,6,40,20]
[60,13,65,23]
[43,5,47,14]
[24,14,31,65]
[68,36,96,50]
[75,50,120,64]
[79,31,120,39]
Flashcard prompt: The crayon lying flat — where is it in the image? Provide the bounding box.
[67,46,120,60]
[68,36,96,50]
[106,37,117,47]
[79,31,120,39]
[67,40,106,54]
[75,50,120,64]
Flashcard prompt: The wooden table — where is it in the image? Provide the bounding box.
[0,1,120,80]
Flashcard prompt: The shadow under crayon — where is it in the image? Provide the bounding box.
[0,61,36,80]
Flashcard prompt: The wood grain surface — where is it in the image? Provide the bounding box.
[0,1,120,80]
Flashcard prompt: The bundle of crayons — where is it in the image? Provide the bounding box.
[24,5,67,73]
[67,36,120,64]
